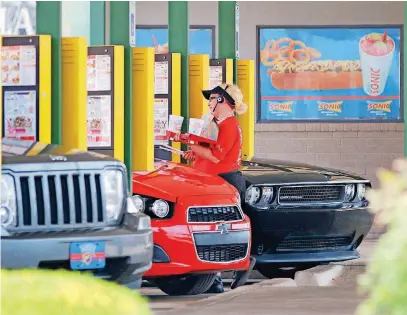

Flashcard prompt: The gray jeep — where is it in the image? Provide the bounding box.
[1,138,153,286]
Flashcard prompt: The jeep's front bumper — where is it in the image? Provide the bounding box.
[1,213,154,284]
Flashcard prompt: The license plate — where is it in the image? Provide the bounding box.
[69,241,106,270]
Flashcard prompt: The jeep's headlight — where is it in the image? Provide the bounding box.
[151,199,170,218]
[102,170,124,222]
[1,174,17,227]
[345,184,356,201]
[245,186,261,206]
[357,184,366,200]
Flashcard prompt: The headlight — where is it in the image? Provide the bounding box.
[345,184,356,201]
[357,184,366,200]
[130,195,145,214]
[261,187,274,204]
[101,170,124,222]
[151,199,169,218]
[245,186,261,205]
[1,174,17,227]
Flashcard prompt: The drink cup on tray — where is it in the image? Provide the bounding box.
[188,118,205,136]
[359,30,395,96]
[167,115,184,140]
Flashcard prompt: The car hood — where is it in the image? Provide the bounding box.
[241,158,369,185]
[132,160,237,202]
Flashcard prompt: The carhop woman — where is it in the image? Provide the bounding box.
[175,83,256,293]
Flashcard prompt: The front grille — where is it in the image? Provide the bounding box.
[276,236,352,251]
[188,206,243,223]
[16,172,106,230]
[196,244,247,262]
[278,185,344,205]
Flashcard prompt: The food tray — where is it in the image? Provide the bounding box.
[166,130,217,146]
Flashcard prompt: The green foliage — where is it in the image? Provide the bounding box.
[356,158,407,315]
[1,269,152,315]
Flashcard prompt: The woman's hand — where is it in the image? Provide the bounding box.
[190,144,220,163]
[182,150,196,161]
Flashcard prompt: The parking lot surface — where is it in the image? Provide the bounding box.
[139,240,377,315]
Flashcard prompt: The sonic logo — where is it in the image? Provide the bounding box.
[79,243,97,265]
[269,101,294,112]
[317,101,343,113]
[367,100,392,113]
[82,253,93,265]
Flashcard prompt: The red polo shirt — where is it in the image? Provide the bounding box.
[193,116,242,175]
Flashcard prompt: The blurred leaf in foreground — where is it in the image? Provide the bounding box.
[1,269,152,315]
[356,158,407,315]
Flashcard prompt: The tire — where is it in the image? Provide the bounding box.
[155,273,218,296]
[125,278,143,290]
[256,264,285,279]
[256,263,319,279]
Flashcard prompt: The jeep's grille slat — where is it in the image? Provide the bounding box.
[54,175,64,225]
[278,185,344,205]
[16,172,107,230]
[196,244,247,262]
[28,176,38,226]
[188,206,243,223]
[90,174,98,224]
[41,175,51,225]
[67,175,76,224]
[79,174,88,223]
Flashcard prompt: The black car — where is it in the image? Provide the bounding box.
[1,138,153,286]
[240,158,373,278]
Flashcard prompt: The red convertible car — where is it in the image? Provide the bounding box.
[131,160,251,295]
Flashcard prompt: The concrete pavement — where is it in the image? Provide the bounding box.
[163,282,366,315]
[146,240,377,315]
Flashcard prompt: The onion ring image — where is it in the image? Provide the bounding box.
[290,49,311,63]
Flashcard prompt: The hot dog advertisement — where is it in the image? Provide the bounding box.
[258,27,401,120]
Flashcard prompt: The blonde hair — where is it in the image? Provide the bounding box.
[220,83,248,115]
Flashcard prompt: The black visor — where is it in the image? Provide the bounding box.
[202,85,235,106]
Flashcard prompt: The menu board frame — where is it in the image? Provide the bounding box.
[209,59,228,90]
[1,36,40,141]
[256,24,404,123]
[154,53,173,161]
[86,46,115,155]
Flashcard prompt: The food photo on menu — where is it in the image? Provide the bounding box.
[258,27,401,121]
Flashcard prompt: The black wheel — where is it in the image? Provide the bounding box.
[155,273,218,296]
[125,278,143,290]
[256,264,291,279]
[256,263,319,279]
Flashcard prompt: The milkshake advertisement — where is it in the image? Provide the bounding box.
[258,27,401,121]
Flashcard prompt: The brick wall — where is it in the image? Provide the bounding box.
[255,122,405,239]
[255,123,404,188]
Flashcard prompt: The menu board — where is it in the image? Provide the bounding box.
[209,65,223,89]
[3,90,37,141]
[87,95,112,147]
[1,45,36,86]
[154,61,169,94]
[154,98,169,146]
[87,55,111,92]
